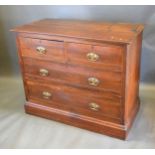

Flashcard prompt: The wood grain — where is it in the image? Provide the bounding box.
[12,19,144,139]
[26,80,122,123]
[11,19,144,43]
[23,58,123,94]
[67,42,124,71]
[19,37,65,63]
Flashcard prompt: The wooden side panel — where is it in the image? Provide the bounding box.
[124,32,143,129]
[15,35,29,101]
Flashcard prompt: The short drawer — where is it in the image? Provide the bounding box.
[19,37,65,63]
[67,43,124,71]
[26,80,122,123]
[23,58,123,94]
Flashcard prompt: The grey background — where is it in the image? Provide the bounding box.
[0,5,155,84]
[0,6,155,149]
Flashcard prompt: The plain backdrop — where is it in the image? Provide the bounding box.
[0,5,155,149]
[0,5,155,84]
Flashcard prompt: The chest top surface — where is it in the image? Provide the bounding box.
[12,19,144,43]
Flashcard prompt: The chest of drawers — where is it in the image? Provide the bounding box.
[12,19,144,139]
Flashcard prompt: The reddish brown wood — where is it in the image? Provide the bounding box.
[11,19,144,43]
[12,19,144,139]
[25,75,121,102]
[23,58,122,94]
[124,32,143,130]
[26,80,122,123]
[19,37,65,63]
[25,102,126,139]
[67,42,124,71]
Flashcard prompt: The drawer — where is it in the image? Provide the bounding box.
[23,58,122,94]
[26,80,122,123]
[19,37,65,63]
[67,43,124,71]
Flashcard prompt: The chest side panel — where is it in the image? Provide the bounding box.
[124,33,143,130]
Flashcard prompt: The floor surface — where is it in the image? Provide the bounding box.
[0,76,155,149]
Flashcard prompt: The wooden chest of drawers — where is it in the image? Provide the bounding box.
[12,19,144,139]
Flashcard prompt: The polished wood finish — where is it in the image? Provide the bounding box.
[12,19,144,139]
[12,19,144,43]
[67,43,124,71]
[23,58,122,94]
[26,80,122,123]
[19,37,65,63]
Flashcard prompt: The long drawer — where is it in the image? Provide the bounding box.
[26,80,123,123]
[23,58,123,94]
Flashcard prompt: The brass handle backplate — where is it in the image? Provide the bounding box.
[89,102,100,111]
[36,46,46,54]
[87,52,99,61]
[42,91,52,99]
[88,77,100,86]
[39,68,49,76]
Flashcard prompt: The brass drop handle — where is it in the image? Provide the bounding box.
[42,91,52,99]
[89,102,100,111]
[88,77,100,86]
[39,69,49,76]
[87,52,99,61]
[36,46,46,54]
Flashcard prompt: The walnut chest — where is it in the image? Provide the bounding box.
[12,19,144,139]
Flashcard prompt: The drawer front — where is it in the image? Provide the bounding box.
[19,37,65,63]
[23,58,122,94]
[67,43,124,71]
[26,80,122,123]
